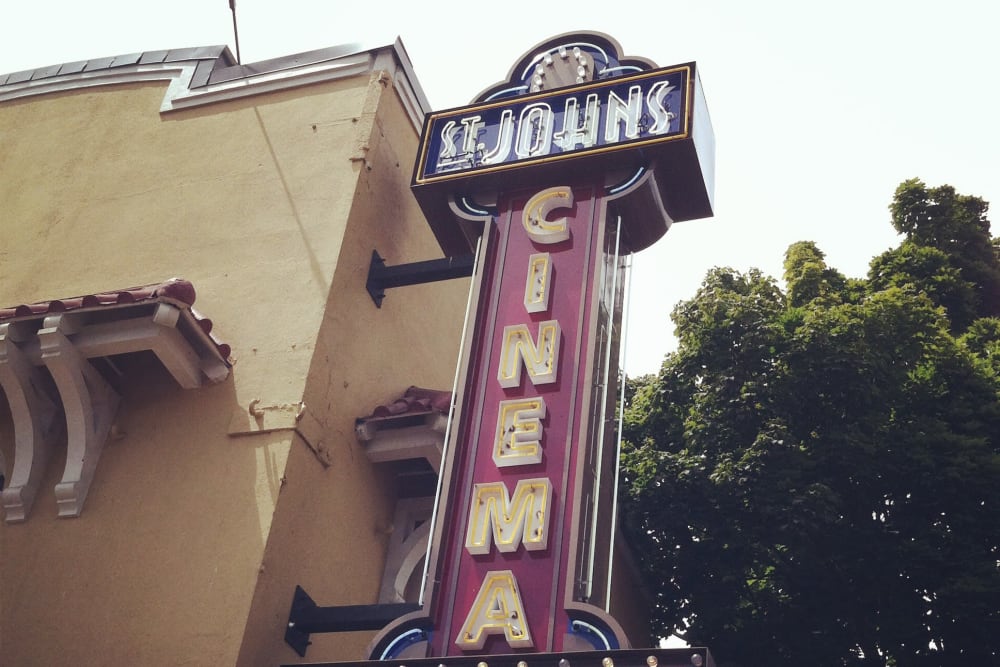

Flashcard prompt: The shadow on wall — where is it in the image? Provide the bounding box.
[0,350,274,665]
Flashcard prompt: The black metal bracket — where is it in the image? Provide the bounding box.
[366,250,475,308]
[284,585,421,657]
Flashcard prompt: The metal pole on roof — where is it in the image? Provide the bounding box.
[229,0,242,64]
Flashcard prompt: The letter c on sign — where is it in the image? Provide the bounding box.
[522,187,573,244]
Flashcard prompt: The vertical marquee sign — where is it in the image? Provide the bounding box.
[370,33,715,660]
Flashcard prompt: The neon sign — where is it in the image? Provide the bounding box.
[370,31,715,660]
[430,177,631,655]
[450,185,578,651]
[415,66,690,183]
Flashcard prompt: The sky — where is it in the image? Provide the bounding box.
[3,1,999,376]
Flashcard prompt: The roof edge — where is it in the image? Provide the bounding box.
[0,45,234,88]
[0,39,431,128]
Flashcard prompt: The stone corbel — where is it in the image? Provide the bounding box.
[37,314,121,518]
[149,303,204,389]
[355,412,448,474]
[0,322,60,522]
[72,303,207,389]
[378,497,434,603]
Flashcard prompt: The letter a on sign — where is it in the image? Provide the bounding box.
[455,570,533,650]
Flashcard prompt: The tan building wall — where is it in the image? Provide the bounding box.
[0,44,469,665]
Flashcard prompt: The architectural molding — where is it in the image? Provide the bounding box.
[38,315,122,518]
[0,40,431,131]
[379,497,434,603]
[162,56,374,112]
[356,411,447,474]
[0,323,60,522]
[0,282,230,522]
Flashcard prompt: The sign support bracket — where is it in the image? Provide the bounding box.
[366,250,475,308]
[284,585,421,657]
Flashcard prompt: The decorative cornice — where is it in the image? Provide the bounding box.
[0,39,431,130]
[0,280,231,522]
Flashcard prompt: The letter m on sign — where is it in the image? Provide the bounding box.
[465,478,552,554]
[496,320,561,388]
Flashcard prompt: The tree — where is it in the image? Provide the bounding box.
[868,241,977,330]
[783,241,851,307]
[886,178,1000,324]
[620,181,1000,667]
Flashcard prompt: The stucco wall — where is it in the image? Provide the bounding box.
[236,72,470,665]
[1,57,468,665]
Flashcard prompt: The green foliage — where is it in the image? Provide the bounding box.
[889,178,1000,321]
[959,317,1000,376]
[783,241,849,307]
[868,242,977,330]
[621,181,1000,667]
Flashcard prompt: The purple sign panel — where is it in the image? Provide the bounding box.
[415,64,691,184]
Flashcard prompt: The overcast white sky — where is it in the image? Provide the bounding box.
[4,1,998,376]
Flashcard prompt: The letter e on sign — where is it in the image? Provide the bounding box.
[492,398,545,467]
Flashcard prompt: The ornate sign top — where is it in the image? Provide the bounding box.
[470,32,660,102]
[412,32,715,256]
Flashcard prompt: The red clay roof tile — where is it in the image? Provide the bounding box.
[364,386,453,420]
[0,278,229,361]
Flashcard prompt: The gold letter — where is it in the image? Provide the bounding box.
[522,187,573,244]
[455,570,533,650]
[492,397,545,467]
[465,477,552,554]
[497,321,560,388]
[524,252,552,313]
